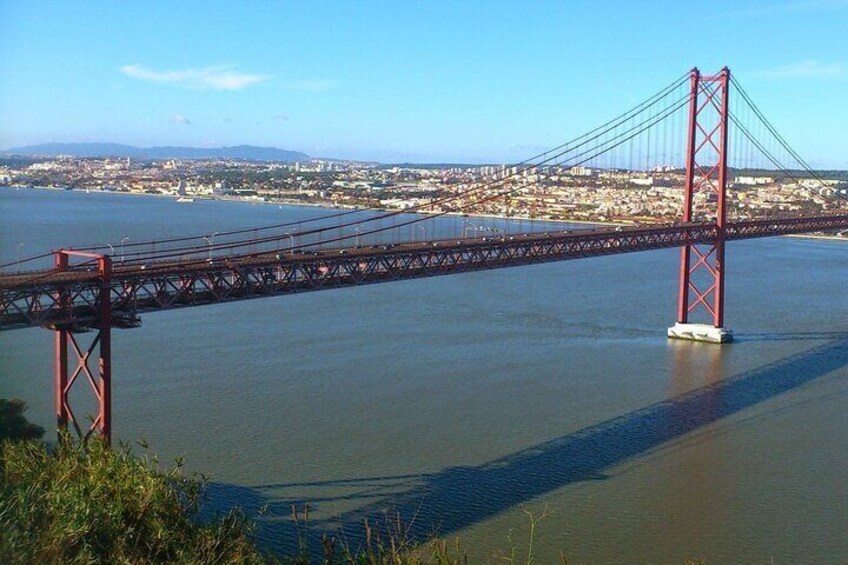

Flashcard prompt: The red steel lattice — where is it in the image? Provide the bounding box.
[52,250,113,444]
[677,67,731,328]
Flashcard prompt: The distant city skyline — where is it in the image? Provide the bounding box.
[2,0,847,166]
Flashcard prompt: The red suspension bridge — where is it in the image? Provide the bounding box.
[2,67,846,443]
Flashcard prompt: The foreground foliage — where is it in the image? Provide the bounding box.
[0,436,267,564]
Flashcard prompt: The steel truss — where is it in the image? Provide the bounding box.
[2,217,847,333]
[2,224,720,331]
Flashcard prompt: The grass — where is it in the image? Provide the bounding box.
[0,435,267,564]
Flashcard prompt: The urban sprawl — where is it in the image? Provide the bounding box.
[3,157,847,227]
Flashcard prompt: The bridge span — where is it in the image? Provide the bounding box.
[2,215,848,332]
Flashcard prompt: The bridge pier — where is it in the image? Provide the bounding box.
[667,67,733,345]
[667,322,732,344]
[53,322,113,442]
[52,250,114,444]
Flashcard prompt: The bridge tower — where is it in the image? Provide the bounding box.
[52,250,114,444]
[667,67,733,344]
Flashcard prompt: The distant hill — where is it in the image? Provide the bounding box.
[2,143,309,162]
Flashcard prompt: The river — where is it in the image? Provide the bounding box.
[1,187,846,563]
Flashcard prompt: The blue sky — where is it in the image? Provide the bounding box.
[1,0,847,165]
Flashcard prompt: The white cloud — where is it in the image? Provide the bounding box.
[120,64,269,90]
[753,60,846,79]
[171,114,191,125]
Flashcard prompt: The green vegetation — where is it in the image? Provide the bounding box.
[1,429,266,562]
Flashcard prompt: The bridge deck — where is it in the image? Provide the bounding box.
[2,215,847,331]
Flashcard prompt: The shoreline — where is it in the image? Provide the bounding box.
[4,184,846,242]
[784,233,848,242]
[2,184,628,230]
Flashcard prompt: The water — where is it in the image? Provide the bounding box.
[1,187,846,564]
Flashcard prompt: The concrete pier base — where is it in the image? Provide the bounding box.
[667,323,733,344]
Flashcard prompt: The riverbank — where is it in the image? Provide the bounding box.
[5,185,845,242]
[784,233,848,242]
[2,184,628,230]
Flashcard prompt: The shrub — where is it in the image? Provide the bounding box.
[0,436,269,564]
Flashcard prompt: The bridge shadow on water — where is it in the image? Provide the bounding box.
[204,333,848,555]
